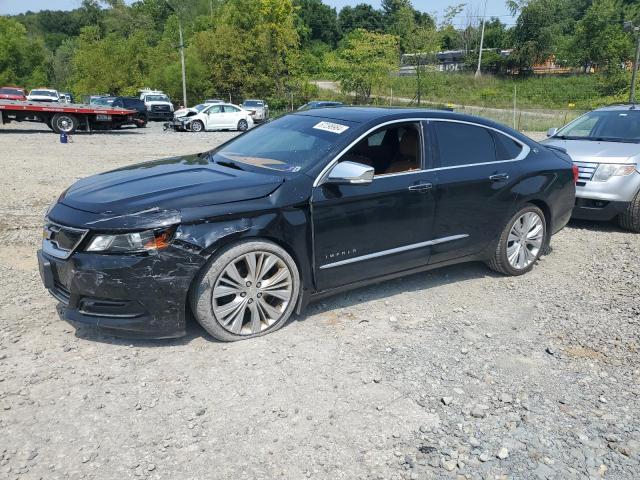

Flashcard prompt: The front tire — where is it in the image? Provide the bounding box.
[618,190,640,232]
[487,204,547,276]
[191,240,300,342]
[191,120,204,133]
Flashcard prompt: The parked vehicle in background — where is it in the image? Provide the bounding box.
[27,88,60,102]
[170,103,253,132]
[139,89,174,121]
[59,92,74,103]
[93,97,147,127]
[544,104,640,232]
[111,97,147,127]
[38,107,576,341]
[88,95,110,105]
[297,101,343,111]
[241,99,269,122]
[0,87,27,101]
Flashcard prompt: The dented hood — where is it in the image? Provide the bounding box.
[60,154,284,215]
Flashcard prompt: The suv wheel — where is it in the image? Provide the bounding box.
[487,204,547,276]
[191,240,300,342]
[618,190,640,232]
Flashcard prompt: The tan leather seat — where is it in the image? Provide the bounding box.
[386,129,419,174]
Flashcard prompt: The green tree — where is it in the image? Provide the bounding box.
[294,0,339,46]
[330,29,399,103]
[570,0,633,73]
[0,17,49,87]
[338,4,384,35]
[510,0,559,72]
[403,25,440,104]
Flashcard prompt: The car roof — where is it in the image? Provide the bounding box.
[593,104,640,112]
[291,106,533,143]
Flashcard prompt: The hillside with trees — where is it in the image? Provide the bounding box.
[0,0,639,109]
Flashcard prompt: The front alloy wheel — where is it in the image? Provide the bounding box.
[487,204,547,276]
[192,240,300,341]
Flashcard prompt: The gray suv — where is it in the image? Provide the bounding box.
[544,104,640,232]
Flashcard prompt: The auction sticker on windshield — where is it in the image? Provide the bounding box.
[313,121,349,134]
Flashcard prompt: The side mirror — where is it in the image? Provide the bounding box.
[324,161,374,185]
[547,128,558,137]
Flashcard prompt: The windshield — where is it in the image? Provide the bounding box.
[192,104,208,112]
[0,88,24,95]
[556,110,640,143]
[243,100,263,107]
[95,98,115,105]
[212,114,356,173]
[30,90,57,97]
[145,95,169,102]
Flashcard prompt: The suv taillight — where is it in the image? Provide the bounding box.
[572,164,579,184]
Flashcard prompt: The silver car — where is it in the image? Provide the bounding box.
[241,99,269,122]
[544,104,640,232]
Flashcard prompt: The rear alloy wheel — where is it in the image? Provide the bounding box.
[191,120,204,133]
[618,190,640,232]
[237,119,248,131]
[51,113,78,134]
[487,205,547,276]
[192,240,300,342]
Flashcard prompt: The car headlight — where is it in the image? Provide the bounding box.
[592,164,637,182]
[85,227,175,253]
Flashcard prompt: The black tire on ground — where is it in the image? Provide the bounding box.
[50,113,79,134]
[191,240,301,342]
[191,120,204,133]
[618,190,640,232]
[486,204,547,276]
[237,119,248,131]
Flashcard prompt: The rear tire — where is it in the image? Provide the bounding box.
[618,190,640,232]
[191,120,204,133]
[237,119,248,131]
[487,204,547,276]
[51,113,78,134]
[191,240,300,342]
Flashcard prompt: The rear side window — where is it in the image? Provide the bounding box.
[492,132,523,160]
[223,105,240,113]
[434,122,496,167]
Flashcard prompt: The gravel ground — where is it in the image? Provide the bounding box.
[0,121,638,480]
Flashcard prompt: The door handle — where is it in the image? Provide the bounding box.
[408,183,433,193]
[489,173,510,181]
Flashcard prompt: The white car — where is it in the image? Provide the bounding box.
[179,103,254,132]
[27,88,60,102]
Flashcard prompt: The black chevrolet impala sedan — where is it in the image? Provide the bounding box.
[38,108,576,341]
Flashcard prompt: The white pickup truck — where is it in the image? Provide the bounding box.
[139,90,174,121]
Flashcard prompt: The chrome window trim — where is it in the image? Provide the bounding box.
[430,118,531,166]
[313,118,429,187]
[313,117,531,187]
[319,234,469,269]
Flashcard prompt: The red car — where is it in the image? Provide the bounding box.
[0,87,27,101]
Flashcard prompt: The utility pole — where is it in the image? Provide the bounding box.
[166,1,187,107]
[625,22,640,103]
[475,0,488,78]
[178,20,187,108]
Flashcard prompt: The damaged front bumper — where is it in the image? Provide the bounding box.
[37,245,207,339]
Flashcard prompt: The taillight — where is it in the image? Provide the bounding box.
[572,164,579,184]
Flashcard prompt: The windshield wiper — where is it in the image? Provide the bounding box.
[590,137,639,144]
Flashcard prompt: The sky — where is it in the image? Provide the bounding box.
[0,0,515,24]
